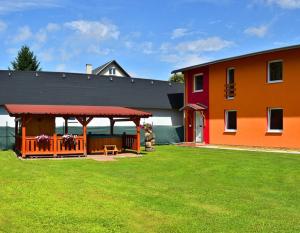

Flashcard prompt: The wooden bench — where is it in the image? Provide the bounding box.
[104,145,119,156]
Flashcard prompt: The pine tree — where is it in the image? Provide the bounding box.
[10,45,41,71]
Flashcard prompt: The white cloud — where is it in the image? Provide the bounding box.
[87,45,112,56]
[264,0,300,9]
[140,42,155,54]
[171,28,189,39]
[64,20,120,41]
[244,25,268,37]
[161,53,209,68]
[46,23,60,32]
[35,29,47,43]
[13,26,32,42]
[0,20,7,32]
[0,0,59,14]
[176,37,233,52]
[38,48,54,62]
[55,63,66,72]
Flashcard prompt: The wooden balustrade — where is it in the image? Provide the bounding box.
[23,136,84,156]
[57,136,84,154]
[123,134,137,151]
[25,136,54,155]
[20,134,137,156]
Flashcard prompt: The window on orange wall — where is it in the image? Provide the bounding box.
[268,108,283,132]
[193,74,204,92]
[225,110,237,132]
[268,60,283,83]
[226,68,235,99]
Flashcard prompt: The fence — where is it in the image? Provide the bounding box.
[0,124,184,150]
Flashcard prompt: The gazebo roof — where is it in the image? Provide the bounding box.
[4,104,152,118]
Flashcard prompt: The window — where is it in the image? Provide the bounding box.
[268,108,283,132]
[226,68,235,99]
[109,67,116,75]
[225,110,237,131]
[268,60,283,83]
[194,74,204,92]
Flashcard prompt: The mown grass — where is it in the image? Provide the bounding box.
[0,146,299,233]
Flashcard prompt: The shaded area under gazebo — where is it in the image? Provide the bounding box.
[4,104,152,158]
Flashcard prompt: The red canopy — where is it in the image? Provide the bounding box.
[179,103,207,111]
[4,104,152,118]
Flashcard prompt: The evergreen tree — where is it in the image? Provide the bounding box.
[169,73,184,83]
[10,45,41,71]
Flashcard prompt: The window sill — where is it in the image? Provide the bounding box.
[267,80,283,84]
[224,130,237,133]
[267,130,283,134]
[193,89,204,93]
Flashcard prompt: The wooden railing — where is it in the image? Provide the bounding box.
[23,136,84,155]
[123,134,137,151]
[57,136,84,154]
[25,136,54,155]
[225,83,236,99]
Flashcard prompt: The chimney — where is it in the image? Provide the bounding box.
[86,64,93,74]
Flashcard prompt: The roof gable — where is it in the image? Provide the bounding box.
[92,60,131,77]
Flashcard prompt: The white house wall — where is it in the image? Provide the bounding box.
[0,107,14,127]
[0,106,183,127]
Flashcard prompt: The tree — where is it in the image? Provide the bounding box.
[169,73,184,83]
[10,45,41,71]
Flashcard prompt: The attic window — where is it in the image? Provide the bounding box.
[109,67,116,75]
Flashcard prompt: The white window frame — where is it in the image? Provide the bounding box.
[267,60,283,84]
[226,67,235,100]
[225,110,237,132]
[109,67,116,75]
[193,73,204,93]
[267,108,283,133]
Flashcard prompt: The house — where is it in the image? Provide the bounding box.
[86,60,131,77]
[172,44,300,149]
[0,70,184,149]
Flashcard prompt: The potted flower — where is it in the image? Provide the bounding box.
[62,134,77,148]
[35,134,51,149]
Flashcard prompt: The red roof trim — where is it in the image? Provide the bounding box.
[4,104,152,118]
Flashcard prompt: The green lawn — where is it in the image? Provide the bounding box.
[0,146,299,233]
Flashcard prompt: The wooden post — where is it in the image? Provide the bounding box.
[21,116,26,158]
[64,117,68,134]
[134,118,141,154]
[53,133,57,157]
[76,116,93,157]
[83,122,87,156]
[110,118,115,135]
[14,119,18,150]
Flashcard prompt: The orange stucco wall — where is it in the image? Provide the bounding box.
[209,48,300,149]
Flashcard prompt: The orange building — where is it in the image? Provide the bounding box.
[173,45,300,149]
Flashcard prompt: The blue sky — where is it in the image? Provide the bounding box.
[0,0,300,80]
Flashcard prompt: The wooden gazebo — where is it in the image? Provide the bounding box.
[4,104,152,158]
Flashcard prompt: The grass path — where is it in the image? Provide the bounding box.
[0,146,299,232]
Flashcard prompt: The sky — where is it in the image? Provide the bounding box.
[0,0,300,80]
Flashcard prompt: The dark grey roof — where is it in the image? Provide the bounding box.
[172,44,300,73]
[92,60,131,77]
[0,70,183,110]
